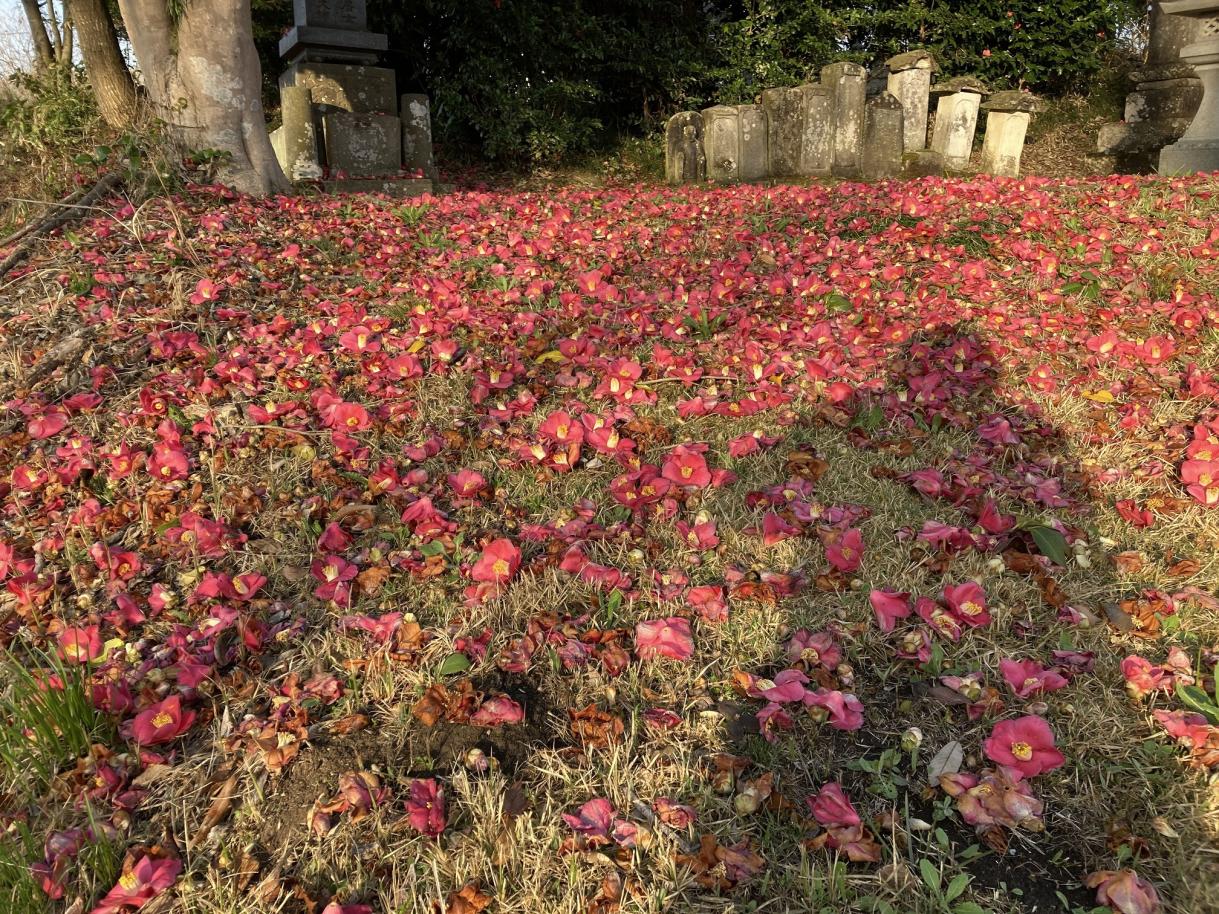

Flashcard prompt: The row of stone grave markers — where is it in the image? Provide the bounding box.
[666,50,1041,185]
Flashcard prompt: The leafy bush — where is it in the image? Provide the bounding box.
[0,66,101,155]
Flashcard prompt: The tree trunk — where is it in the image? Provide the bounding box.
[116,0,289,196]
[21,0,57,70]
[73,0,139,128]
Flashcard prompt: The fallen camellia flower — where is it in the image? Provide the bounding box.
[126,695,197,746]
[1084,868,1161,914]
[982,715,1065,778]
[470,538,522,584]
[634,617,694,661]
[91,851,182,913]
[405,778,446,837]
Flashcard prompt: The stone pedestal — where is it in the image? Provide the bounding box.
[401,93,437,180]
[979,91,1040,177]
[737,104,769,181]
[1098,4,1204,168]
[322,111,403,177]
[886,50,934,151]
[798,84,835,176]
[665,111,706,184]
[761,87,804,177]
[822,61,867,177]
[280,61,397,114]
[930,87,983,170]
[279,0,387,63]
[703,105,740,182]
[1159,2,1219,174]
[862,92,905,180]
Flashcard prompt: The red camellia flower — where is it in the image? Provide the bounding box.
[1084,869,1161,914]
[634,617,694,661]
[942,581,991,627]
[92,853,182,914]
[999,658,1069,698]
[983,715,1065,778]
[869,589,911,633]
[57,625,103,663]
[824,527,863,573]
[807,782,861,828]
[128,695,197,745]
[405,778,446,837]
[661,444,711,488]
[470,538,521,584]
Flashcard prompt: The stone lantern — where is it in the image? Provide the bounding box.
[1159,0,1219,173]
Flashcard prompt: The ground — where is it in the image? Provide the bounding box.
[0,172,1217,914]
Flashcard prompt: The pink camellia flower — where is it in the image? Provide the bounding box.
[807,782,861,828]
[653,797,697,828]
[942,581,991,627]
[983,715,1064,778]
[562,797,615,844]
[940,767,1044,832]
[804,688,864,730]
[785,629,842,669]
[469,695,525,727]
[757,701,794,741]
[634,617,694,661]
[311,554,358,603]
[405,778,446,837]
[761,511,802,544]
[661,444,712,488]
[743,668,809,703]
[28,411,68,440]
[1181,459,1219,507]
[824,528,863,573]
[92,853,182,913]
[869,589,911,633]
[447,468,487,498]
[1084,869,1161,914]
[322,400,371,433]
[470,538,521,584]
[999,658,1069,698]
[687,585,728,622]
[58,625,103,663]
[128,695,197,746]
[321,903,373,914]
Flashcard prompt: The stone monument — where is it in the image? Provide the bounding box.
[702,105,741,182]
[1159,0,1219,173]
[665,112,706,184]
[929,77,987,170]
[823,61,867,177]
[269,0,436,194]
[886,50,935,151]
[862,92,905,180]
[1097,4,1204,169]
[761,87,805,177]
[980,91,1041,177]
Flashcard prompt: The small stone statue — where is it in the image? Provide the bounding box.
[665,112,706,184]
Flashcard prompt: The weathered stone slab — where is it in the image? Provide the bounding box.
[737,104,769,181]
[930,91,981,170]
[280,61,396,114]
[322,177,434,196]
[665,111,706,184]
[983,89,1044,114]
[401,93,437,180]
[281,84,322,180]
[903,149,945,177]
[761,87,804,177]
[979,110,1030,177]
[798,84,835,176]
[279,26,387,64]
[862,92,904,180]
[886,50,933,151]
[702,105,740,182]
[323,111,402,176]
[822,61,867,177]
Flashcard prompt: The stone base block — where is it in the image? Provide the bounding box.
[1125,80,1203,124]
[281,61,397,114]
[1160,140,1219,175]
[321,178,434,196]
[323,111,402,176]
[279,25,387,64]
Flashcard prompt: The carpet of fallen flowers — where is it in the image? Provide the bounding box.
[1,172,1218,914]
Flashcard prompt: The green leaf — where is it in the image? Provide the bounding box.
[1175,682,1219,725]
[825,292,853,314]
[1028,525,1069,566]
[952,903,989,914]
[945,872,971,903]
[436,652,471,677]
[919,858,941,894]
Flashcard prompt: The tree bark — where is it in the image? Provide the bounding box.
[116,0,289,196]
[21,0,57,70]
[73,0,139,128]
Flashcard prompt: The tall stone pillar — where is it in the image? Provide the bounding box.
[886,50,934,151]
[798,84,835,176]
[280,85,322,180]
[401,93,437,181]
[1159,2,1219,174]
[737,104,769,181]
[822,61,867,178]
[702,105,741,182]
[761,87,805,177]
[862,92,905,180]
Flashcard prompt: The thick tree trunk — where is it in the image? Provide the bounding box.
[116,0,289,196]
[21,0,57,70]
[73,0,139,128]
